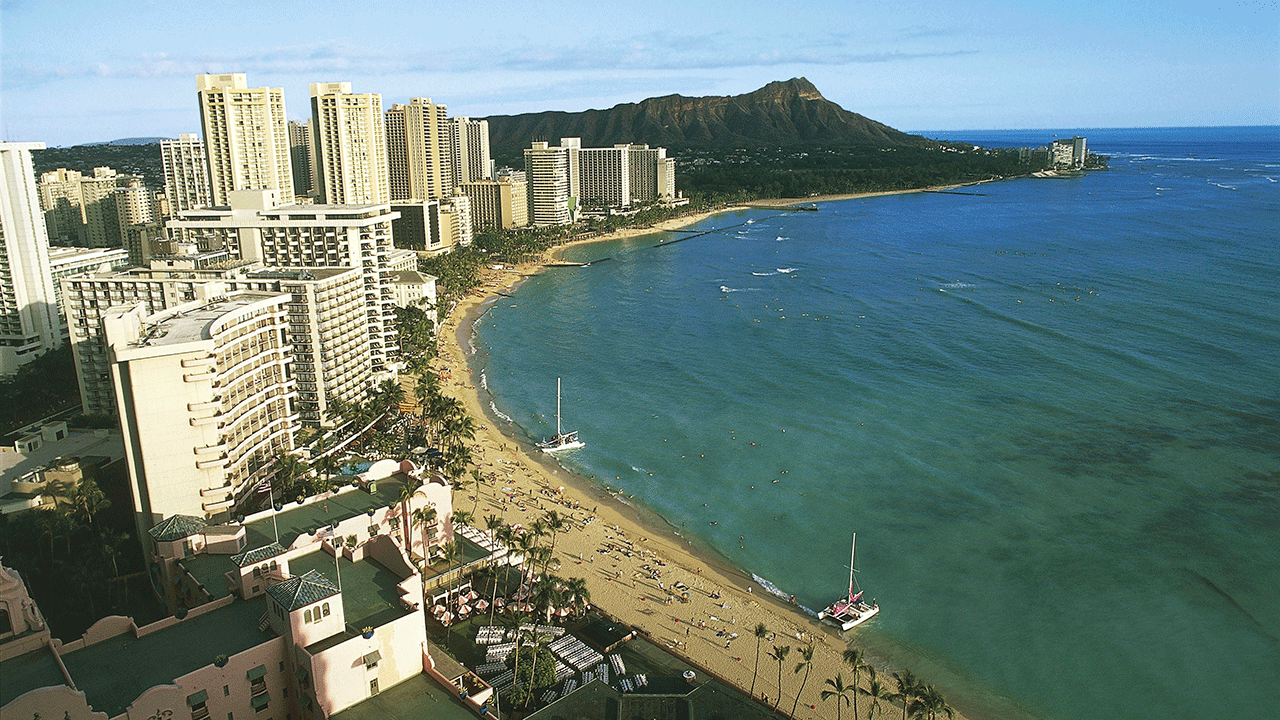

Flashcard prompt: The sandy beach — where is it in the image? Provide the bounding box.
[427,203,971,719]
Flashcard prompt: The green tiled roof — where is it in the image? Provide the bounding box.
[149,515,207,542]
[265,569,339,611]
[231,542,286,567]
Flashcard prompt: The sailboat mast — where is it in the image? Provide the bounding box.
[556,377,563,436]
[848,532,857,602]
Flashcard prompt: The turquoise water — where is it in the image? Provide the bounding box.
[471,127,1280,720]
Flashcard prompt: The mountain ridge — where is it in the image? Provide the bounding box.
[483,78,932,156]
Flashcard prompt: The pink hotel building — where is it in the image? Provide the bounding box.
[0,460,502,720]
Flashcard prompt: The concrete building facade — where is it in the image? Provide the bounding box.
[197,73,294,207]
[449,117,491,185]
[1,142,62,375]
[105,291,298,534]
[459,176,528,230]
[166,191,400,373]
[385,99,453,202]
[160,133,213,214]
[287,120,316,198]
[523,141,577,226]
[310,83,388,205]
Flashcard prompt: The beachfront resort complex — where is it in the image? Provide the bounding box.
[0,72,770,720]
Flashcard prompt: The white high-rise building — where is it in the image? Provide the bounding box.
[310,82,388,205]
[160,133,212,214]
[439,194,473,249]
[523,141,577,226]
[450,117,492,184]
[385,99,453,201]
[0,142,62,375]
[578,145,631,209]
[63,258,373,425]
[197,73,294,206]
[105,291,297,531]
[167,190,399,373]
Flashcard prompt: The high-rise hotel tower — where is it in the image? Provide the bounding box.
[197,73,294,206]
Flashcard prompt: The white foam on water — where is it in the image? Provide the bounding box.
[490,402,512,424]
[777,268,798,274]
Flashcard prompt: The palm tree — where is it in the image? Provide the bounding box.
[843,647,871,720]
[530,575,563,624]
[413,374,438,420]
[441,541,463,644]
[791,644,817,718]
[469,468,486,514]
[563,576,590,617]
[911,684,954,720]
[821,674,855,720]
[71,479,110,529]
[750,621,769,700]
[859,673,894,720]
[768,644,791,712]
[890,669,921,720]
[452,508,474,534]
[411,506,437,562]
[542,510,569,573]
[271,451,311,502]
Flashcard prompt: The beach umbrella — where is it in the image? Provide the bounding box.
[432,604,447,615]
[458,605,472,616]
[440,612,453,626]
[475,599,489,611]
[557,607,572,617]
[465,590,480,602]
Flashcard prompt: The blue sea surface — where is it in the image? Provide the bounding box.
[471,127,1280,720]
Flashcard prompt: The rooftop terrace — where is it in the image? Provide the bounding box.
[291,551,411,645]
[0,645,65,707]
[328,673,474,720]
[60,597,273,717]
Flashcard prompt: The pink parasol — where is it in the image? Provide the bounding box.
[475,599,490,611]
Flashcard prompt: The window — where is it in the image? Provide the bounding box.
[304,609,312,623]
[321,603,330,617]
[369,679,378,696]
[224,686,230,696]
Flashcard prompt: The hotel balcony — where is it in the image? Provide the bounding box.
[202,497,234,512]
[200,482,232,498]
[195,455,229,470]
[188,399,222,413]
[194,443,227,457]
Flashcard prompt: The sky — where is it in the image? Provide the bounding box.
[2,0,1277,146]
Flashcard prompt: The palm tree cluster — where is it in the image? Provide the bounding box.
[395,305,437,376]
[0,479,136,635]
[407,372,477,484]
[740,630,954,720]
[819,652,955,720]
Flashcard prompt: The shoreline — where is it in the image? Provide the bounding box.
[431,198,992,719]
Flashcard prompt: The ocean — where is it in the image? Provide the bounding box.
[469,126,1280,720]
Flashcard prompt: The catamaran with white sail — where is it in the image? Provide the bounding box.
[538,377,584,453]
[817,532,879,630]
